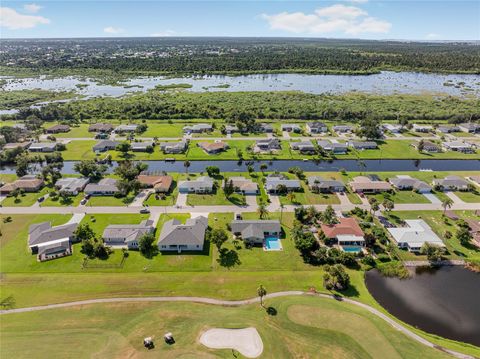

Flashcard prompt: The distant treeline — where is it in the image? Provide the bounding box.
[5,91,479,123]
[1,38,479,74]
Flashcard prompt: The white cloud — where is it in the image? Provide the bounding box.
[104,26,124,34]
[425,33,440,40]
[261,4,391,36]
[23,3,42,13]
[150,30,176,37]
[0,7,50,29]
[348,0,369,3]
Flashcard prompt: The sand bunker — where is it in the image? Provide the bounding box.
[199,327,263,358]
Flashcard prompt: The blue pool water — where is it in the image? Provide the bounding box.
[265,236,282,250]
[342,246,362,253]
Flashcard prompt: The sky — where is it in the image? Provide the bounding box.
[0,1,479,40]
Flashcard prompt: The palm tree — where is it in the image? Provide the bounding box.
[257,285,267,307]
[184,160,190,174]
[280,203,284,223]
[287,191,296,204]
[441,197,453,214]
[260,163,268,174]
[257,202,269,219]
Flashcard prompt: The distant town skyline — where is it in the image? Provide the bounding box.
[1,1,479,40]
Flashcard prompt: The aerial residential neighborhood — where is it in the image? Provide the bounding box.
[0,2,479,358]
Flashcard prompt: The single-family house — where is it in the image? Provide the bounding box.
[159,140,188,154]
[383,124,402,133]
[412,140,441,153]
[349,176,392,193]
[183,124,213,133]
[306,122,327,134]
[432,176,470,191]
[259,123,274,133]
[468,175,480,186]
[307,176,345,193]
[348,141,378,150]
[178,176,214,193]
[114,124,138,133]
[29,142,58,152]
[321,218,365,248]
[413,124,433,133]
[103,220,154,249]
[437,126,460,134]
[198,141,229,154]
[55,177,90,195]
[84,178,119,196]
[387,219,445,252]
[442,141,476,154]
[265,174,301,193]
[230,220,281,245]
[225,125,239,134]
[137,174,173,193]
[131,141,154,152]
[290,140,316,154]
[0,175,44,195]
[93,140,119,152]
[88,123,114,133]
[2,142,31,151]
[458,123,480,134]
[254,138,281,152]
[281,124,302,133]
[228,176,259,195]
[46,124,70,134]
[158,216,208,252]
[28,222,77,261]
[317,140,348,154]
[333,125,353,134]
[389,175,432,193]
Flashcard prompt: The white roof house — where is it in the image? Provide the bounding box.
[178,176,214,193]
[114,124,138,132]
[55,177,90,195]
[158,216,208,251]
[387,219,445,252]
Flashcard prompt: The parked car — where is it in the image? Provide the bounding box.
[80,199,87,205]
[37,196,45,203]
[140,208,150,214]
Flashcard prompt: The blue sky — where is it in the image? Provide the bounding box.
[1,1,479,40]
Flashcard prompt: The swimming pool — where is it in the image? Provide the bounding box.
[342,246,362,253]
[264,236,282,251]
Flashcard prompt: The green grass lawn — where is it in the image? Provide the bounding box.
[87,194,136,206]
[53,124,93,138]
[62,140,97,160]
[187,187,246,206]
[143,183,179,206]
[0,296,452,359]
[0,174,17,183]
[40,193,83,207]
[278,186,340,206]
[454,190,480,203]
[345,189,363,205]
[141,122,184,138]
[383,210,480,262]
[1,187,49,207]
[369,190,430,204]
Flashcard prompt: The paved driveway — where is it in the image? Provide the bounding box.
[445,191,464,204]
[176,192,188,207]
[422,193,441,204]
[129,189,152,207]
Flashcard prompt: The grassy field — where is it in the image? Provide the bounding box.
[53,124,94,138]
[0,296,453,359]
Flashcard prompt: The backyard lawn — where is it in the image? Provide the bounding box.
[0,296,452,359]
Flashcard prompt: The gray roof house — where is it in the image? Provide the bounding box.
[114,124,138,133]
[433,176,470,191]
[437,126,460,134]
[307,176,345,192]
[131,141,154,152]
[281,124,302,133]
[28,142,58,152]
[333,125,353,133]
[88,123,114,133]
[102,220,154,249]
[93,140,119,152]
[389,175,432,193]
[382,124,402,133]
[259,123,274,133]
[158,216,208,251]
[183,124,213,133]
[413,140,441,153]
[230,220,281,244]
[458,123,480,133]
[229,176,259,195]
[290,140,316,154]
[28,222,77,261]
[306,122,327,134]
[178,176,214,193]
[160,140,188,154]
[413,124,433,133]
[46,124,70,134]
[84,178,119,196]
[254,138,281,152]
[225,125,239,134]
[349,141,378,150]
[317,140,348,154]
[442,141,476,154]
[55,177,90,195]
[265,174,301,193]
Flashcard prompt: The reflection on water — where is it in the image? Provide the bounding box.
[366,266,480,346]
[2,71,480,98]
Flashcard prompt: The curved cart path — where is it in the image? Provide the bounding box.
[0,291,475,359]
